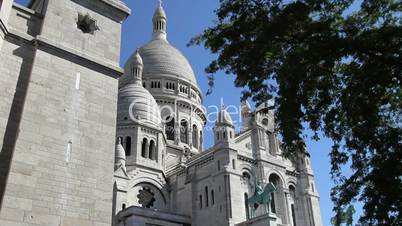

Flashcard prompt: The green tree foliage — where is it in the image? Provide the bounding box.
[190,0,402,224]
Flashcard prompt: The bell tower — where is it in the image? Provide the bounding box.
[37,0,129,65]
[213,103,235,148]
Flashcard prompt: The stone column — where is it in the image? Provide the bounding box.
[145,141,149,159]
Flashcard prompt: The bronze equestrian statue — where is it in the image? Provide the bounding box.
[247,180,276,223]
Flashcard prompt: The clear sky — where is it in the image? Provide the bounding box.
[14,0,363,225]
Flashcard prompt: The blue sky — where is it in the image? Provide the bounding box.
[14,0,363,225]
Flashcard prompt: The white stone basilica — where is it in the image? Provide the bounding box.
[0,0,323,225]
[112,3,323,226]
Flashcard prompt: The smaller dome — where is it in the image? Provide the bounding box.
[119,83,162,128]
[115,138,126,161]
[217,109,233,126]
[119,51,162,128]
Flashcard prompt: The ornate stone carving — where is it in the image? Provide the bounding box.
[137,187,156,208]
[76,13,99,34]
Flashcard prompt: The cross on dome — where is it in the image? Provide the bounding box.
[220,98,225,111]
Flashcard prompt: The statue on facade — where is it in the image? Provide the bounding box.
[247,180,276,219]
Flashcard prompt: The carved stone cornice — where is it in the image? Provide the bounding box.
[237,155,257,165]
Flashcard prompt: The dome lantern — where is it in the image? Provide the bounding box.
[131,49,143,84]
[153,0,167,41]
[214,100,235,146]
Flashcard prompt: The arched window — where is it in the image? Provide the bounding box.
[192,125,198,148]
[289,185,296,199]
[217,132,220,140]
[205,186,209,207]
[223,131,226,139]
[165,116,175,141]
[244,193,250,220]
[242,172,251,181]
[199,131,203,150]
[141,138,148,158]
[199,195,203,209]
[180,119,188,144]
[291,203,296,226]
[269,174,281,214]
[268,132,277,155]
[289,185,297,226]
[262,118,269,126]
[125,137,131,156]
[149,140,155,160]
[166,82,176,90]
[211,190,215,205]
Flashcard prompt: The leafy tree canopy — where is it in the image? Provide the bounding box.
[190,0,402,225]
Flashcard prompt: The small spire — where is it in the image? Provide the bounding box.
[115,138,126,171]
[216,98,233,126]
[131,50,143,83]
[133,49,143,66]
[220,98,225,111]
[115,138,126,160]
[158,0,163,7]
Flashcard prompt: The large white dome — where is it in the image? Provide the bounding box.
[139,39,198,85]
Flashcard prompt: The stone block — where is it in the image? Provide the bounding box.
[23,212,61,226]
[3,196,33,210]
[0,207,24,222]
[0,219,29,226]
[60,216,95,226]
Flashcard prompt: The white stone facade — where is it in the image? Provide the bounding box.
[112,3,323,226]
[0,1,323,226]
